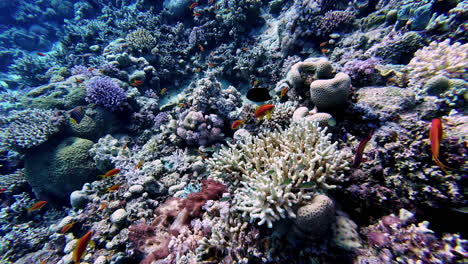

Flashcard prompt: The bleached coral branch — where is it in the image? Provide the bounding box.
[208,121,352,228]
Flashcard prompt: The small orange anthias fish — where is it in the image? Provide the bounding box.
[73,230,93,264]
[131,80,143,87]
[27,201,47,212]
[75,78,84,83]
[98,202,108,211]
[255,104,275,120]
[135,160,144,169]
[321,48,330,54]
[231,120,245,130]
[430,119,451,171]
[319,41,328,47]
[60,222,77,234]
[99,168,120,178]
[0,188,7,194]
[36,52,46,56]
[193,12,201,17]
[160,88,167,95]
[207,62,215,67]
[279,86,289,99]
[189,2,198,9]
[106,185,121,192]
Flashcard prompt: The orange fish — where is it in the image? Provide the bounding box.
[27,201,47,212]
[255,104,275,120]
[131,80,143,87]
[321,48,329,54]
[279,86,289,99]
[197,149,207,160]
[99,168,120,178]
[189,2,198,9]
[253,80,259,87]
[98,202,108,211]
[207,62,215,67]
[122,144,127,151]
[430,119,451,171]
[193,12,201,16]
[73,230,93,264]
[106,185,121,192]
[135,160,144,169]
[242,47,249,51]
[319,41,328,47]
[88,67,95,71]
[160,88,167,95]
[75,78,84,83]
[178,103,187,108]
[231,120,245,130]
[0,188,6,194]
[37,52,46,56]
[198,43,204,52]
[60,222,77,234]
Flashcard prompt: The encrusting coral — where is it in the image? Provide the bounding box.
[208,121,352,228]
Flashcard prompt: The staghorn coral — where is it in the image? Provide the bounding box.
[208,121,352,228]
[406,39,468,92]
[0,109,63,151]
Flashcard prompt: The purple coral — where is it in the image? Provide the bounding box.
[85,76,126,111]
[316,9,356,36]
[176,111,224,146]
[343,57,381,86]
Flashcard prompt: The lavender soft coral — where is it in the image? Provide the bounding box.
[85,76,126,111]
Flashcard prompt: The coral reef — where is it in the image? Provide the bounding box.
[85,76,127,111]
[208,121,352,228]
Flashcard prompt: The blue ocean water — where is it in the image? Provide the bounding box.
[0,0,467,263]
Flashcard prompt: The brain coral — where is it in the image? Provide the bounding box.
[309,72,351,111]
[24,137,98,203]
[208,121,352,228]
[406,39,468,90]
[293,194,335,237]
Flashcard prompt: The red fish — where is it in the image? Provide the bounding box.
[60,222,77,233]
[73,230,93,264]
[193,12,201,17]
[27,201,47,212]
[255,104,275,120]
[319,41,328,47]
[37,52,46,56]
[88,67,95,71]
[99,168,120,178]
[231,120,245,130]
[189,2,198,9]
[353,128,374,168]
[131,80,143,87]
[98,202,108,211]
[135,160,144,169]
[198,43,204,52]
[321,48,329,54]
[207,62,215,67]
[430,119,451,171]
[0,188,6,194]
[106,185,121,192]
[75,78,84,83]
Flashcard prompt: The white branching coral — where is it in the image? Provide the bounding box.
[208,121,352,228]
[406,39,467,90]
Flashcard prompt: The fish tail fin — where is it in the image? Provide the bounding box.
[434,157,453,172]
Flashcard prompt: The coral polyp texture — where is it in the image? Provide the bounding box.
[208,121,352,228]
